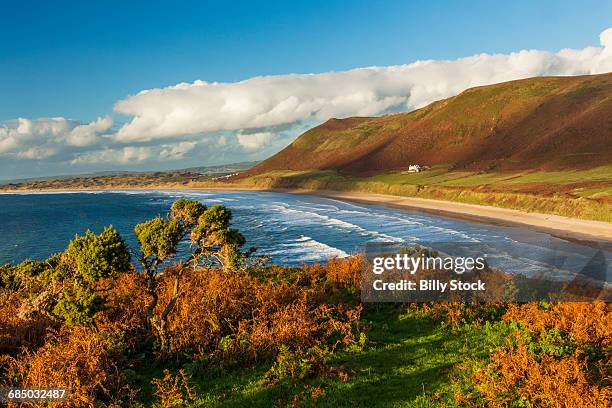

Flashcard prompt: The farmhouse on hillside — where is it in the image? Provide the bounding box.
[407,164,430,173]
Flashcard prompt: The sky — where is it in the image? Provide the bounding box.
[1,0,612,179]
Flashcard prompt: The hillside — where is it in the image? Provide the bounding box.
[249,73,612,176]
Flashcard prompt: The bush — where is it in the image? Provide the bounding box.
[53,282,104,326]
[7,327,120,407]
[65,226,131,283]
[473,344,610,407]
[467,302,611,407]
[134,217,184,261]
[154,262,363,360]
[0,259,47,290]
[151,369,196,408]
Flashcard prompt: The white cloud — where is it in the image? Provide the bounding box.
[113,28,612,143]
[159,141,198,160]
[236,132,273,150]
[71,146,153,165]
[66,116,113,147]
[70,141,198,165]
[0,116,113,159]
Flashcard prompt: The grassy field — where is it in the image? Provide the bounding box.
[229,166,612,222]
[131,305,497,407]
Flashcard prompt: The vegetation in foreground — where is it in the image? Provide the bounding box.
[0,199,610,407]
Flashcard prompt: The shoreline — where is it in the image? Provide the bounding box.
[281,189,612,245]
[2,185,612,243]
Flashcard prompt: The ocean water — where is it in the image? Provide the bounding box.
[0,190,609,280]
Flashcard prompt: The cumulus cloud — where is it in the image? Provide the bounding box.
[236,132,273,150]
[70,141,199,165]
[113,28,612,143]
[65,116,113,147]
[0,116,113,159]
[71,146,153,165]
[159,141,198,160]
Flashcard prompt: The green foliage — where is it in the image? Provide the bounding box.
[65,226,131,284]
[207,228,246,247]
[135,217,184,261]
[171,198,206,224]
[42,253,75,282]
[0,259,47,289]
[263,346,315,384]
[192,206,245,248]
[198,205,232,231]
[0,264,15,289]
[53,282,105,326]
[524,328,577,359]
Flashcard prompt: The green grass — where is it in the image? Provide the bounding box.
[357,166,612,187]
[574,186,612,198]
[249,166,612,189]
[135,305,497,407]
[501,166,612,184]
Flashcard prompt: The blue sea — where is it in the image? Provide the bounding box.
[0,190,610,280]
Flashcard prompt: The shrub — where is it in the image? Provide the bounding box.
[473,344,610,407]
[153,259,362,361]
[0,290,55,355]
[468,302,611,407]
[0,259,47,290]
[151,369,196,408]
[263,345,322,385]
[64,226,131,284]
[8,327,120,407]
[134,217,184,262]
[170,198,206,223]
[53,282,104,326]
[503,301,611,348]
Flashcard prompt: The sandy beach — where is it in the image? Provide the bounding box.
[282,189,612,243]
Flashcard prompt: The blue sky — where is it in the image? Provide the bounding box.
[1,1,611,178]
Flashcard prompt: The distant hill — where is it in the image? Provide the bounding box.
[249,73,612,176]
[0,161,259,185]
[179,161,260,175]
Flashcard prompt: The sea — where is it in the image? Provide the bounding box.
[0,190,610,281]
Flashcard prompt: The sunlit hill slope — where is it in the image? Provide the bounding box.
[249,73,612,176]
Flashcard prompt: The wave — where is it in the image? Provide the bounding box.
[269,203,404,242]
[264,235,349,262]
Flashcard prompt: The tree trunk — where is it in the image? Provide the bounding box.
[152,268,182,355]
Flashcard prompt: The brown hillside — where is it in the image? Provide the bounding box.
[249,73,612,176]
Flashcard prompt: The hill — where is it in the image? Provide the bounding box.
[249,73,612,176]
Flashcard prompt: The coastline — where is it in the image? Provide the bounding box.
[3,185,612,243]
[281,189,612,244]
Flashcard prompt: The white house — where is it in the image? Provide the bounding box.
[407,165,423,173]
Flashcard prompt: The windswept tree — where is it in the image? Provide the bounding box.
[134,198,250,353]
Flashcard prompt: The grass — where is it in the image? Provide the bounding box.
[357,166,612,188]
[134,305,496,407]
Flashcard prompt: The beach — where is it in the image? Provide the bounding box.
[284,189,612,243]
